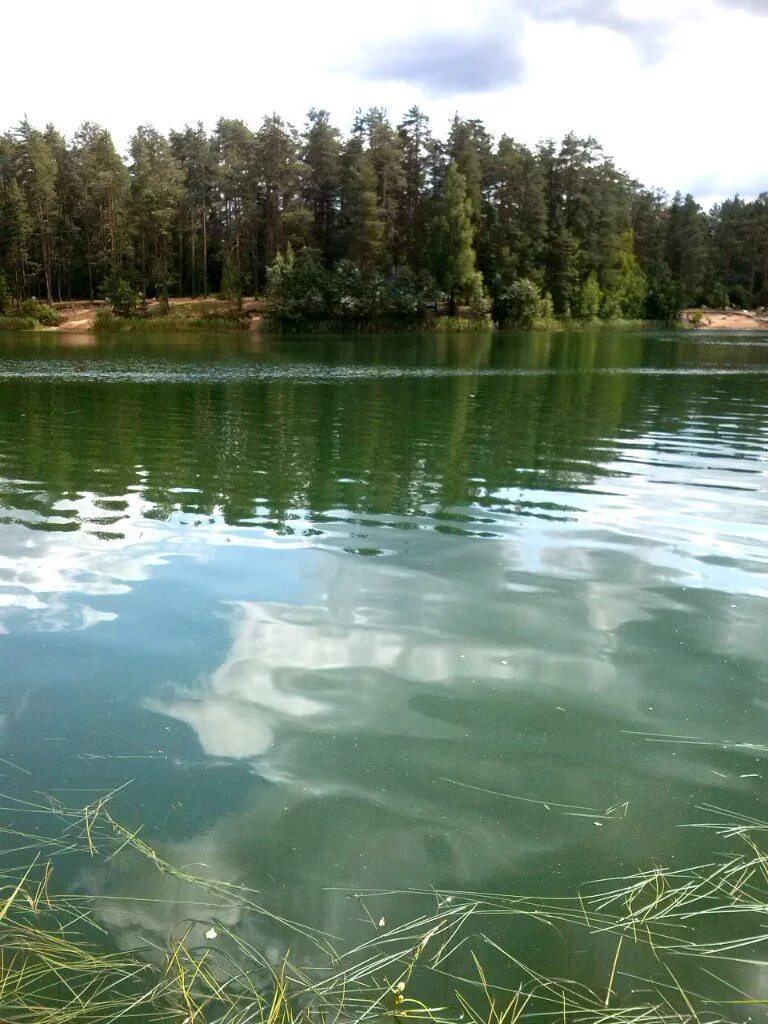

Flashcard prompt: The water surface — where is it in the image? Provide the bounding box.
[0,328,767,962]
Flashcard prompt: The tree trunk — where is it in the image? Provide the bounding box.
[191,219,196,297]
[202,206,208,297]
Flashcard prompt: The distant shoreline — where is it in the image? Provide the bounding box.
[3,299,768,334]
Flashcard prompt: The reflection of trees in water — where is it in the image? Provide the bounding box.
[0,333,763,536]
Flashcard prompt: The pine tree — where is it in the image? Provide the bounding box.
[430,163,478,316]
[170,124,216,296]
[301,109,342,267]
[129,126,184,301]
[342,148,385,272]
[74,123,130,298]
[16,122,59,304]
[0,270,9,314]
[255,115,301,277]
[397,107,431,270]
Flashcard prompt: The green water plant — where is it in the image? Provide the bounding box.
[0,788,766,1023]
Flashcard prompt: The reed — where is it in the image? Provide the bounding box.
[1,790,765,1023]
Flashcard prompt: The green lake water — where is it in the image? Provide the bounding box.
[0,328,767,970]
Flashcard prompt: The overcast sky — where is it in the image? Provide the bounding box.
[2,0,766,207]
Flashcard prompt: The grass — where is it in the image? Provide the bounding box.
[260,316,427,334]
[1,790,768,1023]
[95,309,250,332]
[432,317,494,333]
[0,316,41,331]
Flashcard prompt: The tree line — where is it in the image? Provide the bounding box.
[0,110,766,326]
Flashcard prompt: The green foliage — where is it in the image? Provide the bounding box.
[220,251,244,307]
[129,125,184,299]
[0,113,764,328]
[728,283,749,308]
[430,163,478,314]
[545,227,579,316]
[467,270,491,317]
[645,267,684,323]
[576,271,602,321]
[95,307,117,328]
[666,192,710,305]
[705,282,728,308]
[602,231,647,319]
[342,149,386,272]
[102,274,138,316]
[266,247,430,329]
[387,267,432,317]
[17,299,62,325]
[493,276,544,328]
[0,315,37,330]
[534,291,557,327]
[266,246,329,325]
[0,271,9,315]
[95,308,247,332]
[433,315,493,332]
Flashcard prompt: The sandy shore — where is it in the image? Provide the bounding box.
[684,309,768,330]
[51,297,264,331]
[39,302,768,333]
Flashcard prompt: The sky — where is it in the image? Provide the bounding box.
[1,0,767,207]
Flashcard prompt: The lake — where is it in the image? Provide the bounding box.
[0,328,767,982]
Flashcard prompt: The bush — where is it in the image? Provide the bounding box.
[102,275,139,317]
[384,267,432,319]
[329,260,385,322]
[266,246,329,326]
[266,249,430,329]
[575,271,602,321]
[17,299,62,326]
[533,291,557,328]
[687,309,706,327]
[492,277,543,328]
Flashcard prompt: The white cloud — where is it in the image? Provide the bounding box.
[0,0,765,204]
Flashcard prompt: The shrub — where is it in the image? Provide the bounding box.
[266,249,430,329]
[95,308,118,329]
[102,275,139,317]
[687,309,706,327]
[384,267,431,319]
[266,246,329,326]
[329,260,385,323]
[17,299,62,326]
[575,271,602,321]
[493,277,543,328]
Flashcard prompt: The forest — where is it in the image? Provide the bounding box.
[0,109,766,328]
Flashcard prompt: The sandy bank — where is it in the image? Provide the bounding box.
[684,308,768,330]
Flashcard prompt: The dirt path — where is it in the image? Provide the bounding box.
[54,301,101,331]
